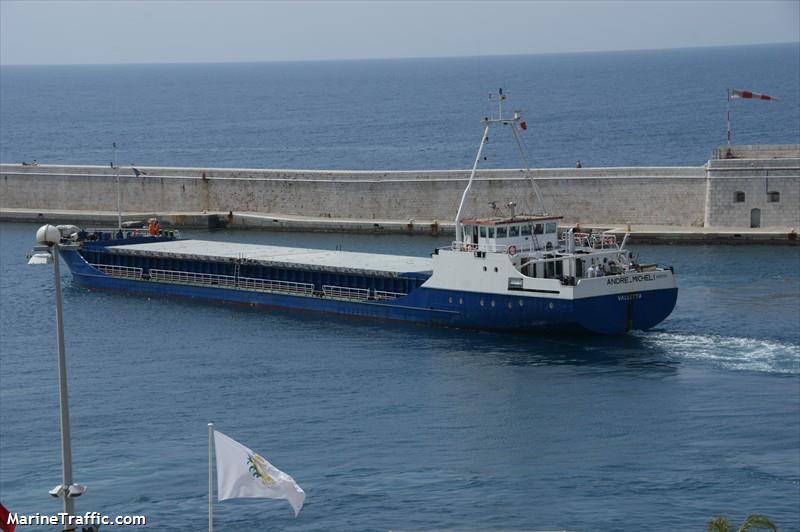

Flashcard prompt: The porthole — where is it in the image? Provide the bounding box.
[491,300,496,307]
[548,302,555,310]
[507,302,513,309]
[459,297,464,305]
[480,299,485,306]
[519,299,524,306]
[448,296,453,304]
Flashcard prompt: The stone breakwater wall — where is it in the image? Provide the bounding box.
[703,157,799,228]
[1,152,798,229]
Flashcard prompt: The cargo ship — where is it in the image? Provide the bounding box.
[49,93,677,334]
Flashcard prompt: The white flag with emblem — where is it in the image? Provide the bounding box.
[213,430,305,516]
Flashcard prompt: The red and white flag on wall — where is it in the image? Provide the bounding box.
[730,88,777,100]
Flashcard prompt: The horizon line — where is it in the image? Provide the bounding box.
[1,41,797,68]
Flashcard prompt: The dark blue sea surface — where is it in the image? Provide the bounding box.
[1,44,799,169]
[1,223,798,531]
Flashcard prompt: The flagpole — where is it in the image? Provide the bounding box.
[113,142,121,232]
[726,89,732,147]
[208,422,214,532]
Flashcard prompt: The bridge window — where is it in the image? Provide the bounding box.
[768,191,780,203]
[734,191,745,203]
[488,227,495,238]
[479,226,487,237]
[497,226,507,238]
[534,224,543,234]
[521,224,532,236]
[509,225,520,237]
[545,222,557,233]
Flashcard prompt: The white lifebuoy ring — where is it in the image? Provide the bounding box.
[507,245,517,255]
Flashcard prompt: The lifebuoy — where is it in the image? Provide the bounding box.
[507,245,517,255]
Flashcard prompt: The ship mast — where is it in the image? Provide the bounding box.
[454,89,547,243]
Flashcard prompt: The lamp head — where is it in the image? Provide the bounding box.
[36,224,61,246]
[67,484,87,497]
[27,250,53,265]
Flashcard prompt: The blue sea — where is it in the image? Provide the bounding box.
[1,44,799,169]
[2,44,800,531]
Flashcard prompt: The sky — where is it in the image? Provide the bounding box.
[1,0,798,65]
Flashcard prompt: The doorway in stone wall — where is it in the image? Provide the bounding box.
[750,208,761,228]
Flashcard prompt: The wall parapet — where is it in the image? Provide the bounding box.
[2,148,798,229]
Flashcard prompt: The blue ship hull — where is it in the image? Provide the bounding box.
[61,248,677,334]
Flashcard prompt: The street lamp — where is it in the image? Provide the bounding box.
[27,224,90,532]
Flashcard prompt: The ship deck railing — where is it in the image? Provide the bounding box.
[238,276,315,296]
[446,241,545,254]
[322,285,371,301]
[84,228,181,240]
[150,269,237,288]
[90,263,144,279]
[373,290,408,301]
[92,264,409,302]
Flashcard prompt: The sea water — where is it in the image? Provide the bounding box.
[1,44,799,169]
[1,44,799,530]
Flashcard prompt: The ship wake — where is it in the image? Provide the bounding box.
[635,331,800,374]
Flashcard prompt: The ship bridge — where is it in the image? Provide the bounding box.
[459,215,562,253]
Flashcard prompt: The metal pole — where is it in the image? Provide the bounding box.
[454,124,491,239]
[114,143,121,231]
[510,124,547,215]
[726,89,732,147]
[116,174,122,231]
[52,245,76,530]
[208,422,214,532]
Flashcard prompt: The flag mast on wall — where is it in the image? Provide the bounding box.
[112,141,122,231]
[208,423,305,532]
[726,88,777,146]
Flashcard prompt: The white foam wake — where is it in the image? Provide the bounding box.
[634,331,800,374]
